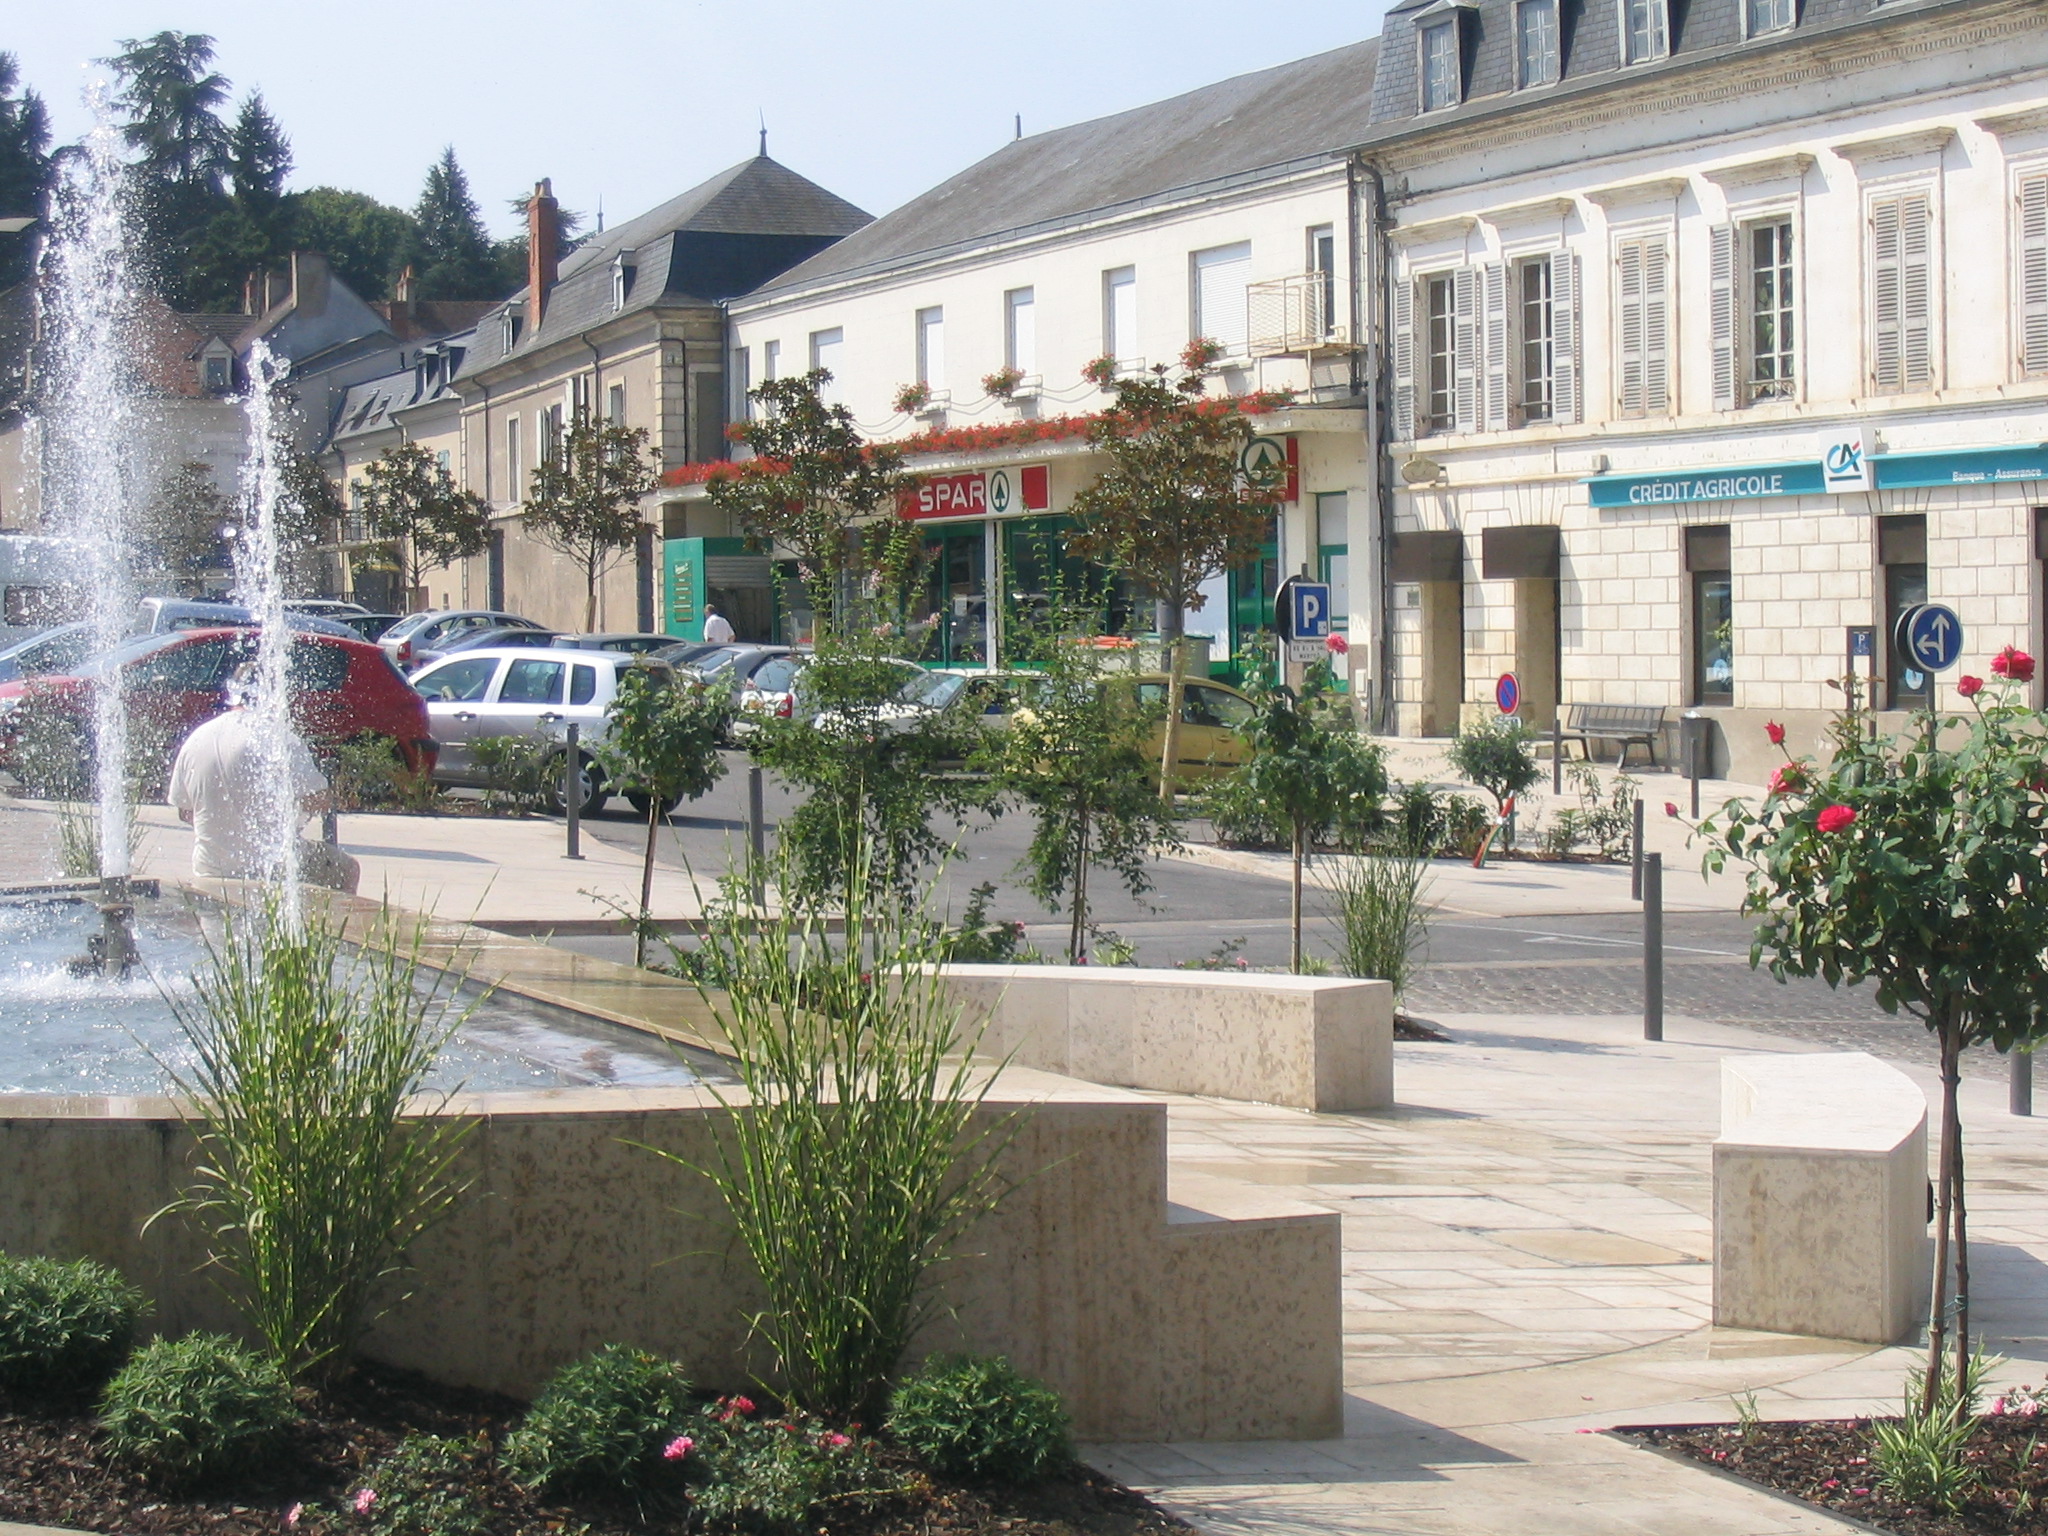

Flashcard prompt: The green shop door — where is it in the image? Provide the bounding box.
[1224,542,1280,685]
[912,523,989,666]
[662,537,773,642]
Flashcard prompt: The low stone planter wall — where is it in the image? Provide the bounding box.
[0,1074,1342,1442]
[938,965,1394,1112]
[1713,1052,1930,1344]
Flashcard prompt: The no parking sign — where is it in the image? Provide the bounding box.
[1496,672,1520,715]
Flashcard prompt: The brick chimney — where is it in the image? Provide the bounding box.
[527,179,559,335]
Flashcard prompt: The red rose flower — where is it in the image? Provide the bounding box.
[1993,646,2038,684]
[1663,802,1679,818]
[1765,721,1787,746]
[1957,675,1984,698]
[1816,804,1857,834]
[1768,764,1804,795]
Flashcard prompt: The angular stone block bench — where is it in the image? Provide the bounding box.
[939,965,1393,1112]
[1714,1052,1930,1343]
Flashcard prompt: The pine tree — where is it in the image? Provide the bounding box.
[226,93,290,209]
[105,32,234,305]
[185,92,296,310]
[0,53,53,289]
[408,148,500,300]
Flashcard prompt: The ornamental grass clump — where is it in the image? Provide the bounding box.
[0,1251,146,1397]
[886,1354,1071,1481]
[501,1344,699,1496]
[1316,850,1431,1004]
[155,894,477,1382]
[649,833,1024,1422]
[1693,650,2048,1421]
[98,1332,295,1488]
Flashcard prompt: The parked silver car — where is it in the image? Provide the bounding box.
[408,647,678,816]
[379,609,548,671]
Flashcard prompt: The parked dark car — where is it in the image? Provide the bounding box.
[0,622,94,685]
[337,612,403,642]
[0,627,436,797]
[378,610,548,671]
[134,597,362,640]
[434,626,567,658]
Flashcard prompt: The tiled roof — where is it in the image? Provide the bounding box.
[751,38,1381,297]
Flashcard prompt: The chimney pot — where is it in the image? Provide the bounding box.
[528,180,560,335]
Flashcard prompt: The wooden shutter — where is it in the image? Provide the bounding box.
[1391,275,1416,441]
[1550,250,1580,424]
[1482,262,1509,432]
[1642,235,1670,414]
[2022,174,2048,378]
[1617,238,1647,417]
[1870,196,1903,391]
[1900,194,1932,390]
[1452,266,1478,434]
[1709,223,1739,411]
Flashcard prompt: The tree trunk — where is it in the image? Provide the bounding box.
[1157,627,1188,803]
[1923,1003,1961,1418]
[1291,815,1306,973]
[1068,795,1091,964]
[635,795,659,969]
[584,565,600,633]
[1950,1025,1971,1409]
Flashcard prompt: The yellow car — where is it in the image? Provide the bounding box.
[1009,671,1256,788]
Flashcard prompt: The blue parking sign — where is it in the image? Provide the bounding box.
[1286,581,1331,640]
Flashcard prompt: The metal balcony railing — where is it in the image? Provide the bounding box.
[1248,272,1350,357]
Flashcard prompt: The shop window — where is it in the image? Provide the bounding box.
[1880,514,1930,709]
[1686,525,1733,706]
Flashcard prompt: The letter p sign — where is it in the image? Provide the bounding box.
[1288,581,1331,640]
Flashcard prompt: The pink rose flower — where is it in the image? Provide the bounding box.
[824,1431,852,1448]
[1816,804,1857,834]
[1957,675,1984,698]
[1663,802,1679,818]
[663,1435,694,1461]
[354,1489,377,1515]
[1325,632,1349,655]
[284,1505,303,1531]
[1765,720,1787,746]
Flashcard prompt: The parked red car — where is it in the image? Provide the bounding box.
[0,627,436,795]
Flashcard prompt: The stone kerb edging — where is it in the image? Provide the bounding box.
[1713,1052,1931,1344]
[937,965,1395,1112]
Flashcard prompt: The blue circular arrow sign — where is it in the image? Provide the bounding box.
[1901,603,1965,673]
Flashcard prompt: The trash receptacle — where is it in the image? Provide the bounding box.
[1679,711,1713,781]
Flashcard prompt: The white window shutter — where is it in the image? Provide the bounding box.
[1551,250,1581,424]
[1482,262,1509,431]
[1643,236,1671,414]
[1391,276,1416,441]
[1452,266,1478,434]
[1900,194,1933,391]
[1870,196,1904,392]
[1709,224,1739,411]
[1617,239,1646,417]
[2022,174,2048,378]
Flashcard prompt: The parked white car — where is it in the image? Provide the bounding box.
[408,647,678,816]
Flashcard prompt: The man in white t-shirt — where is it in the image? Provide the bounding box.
[167,676,361,893]
[701,604,735,645]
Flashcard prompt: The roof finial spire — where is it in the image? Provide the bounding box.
[758,111,768,158]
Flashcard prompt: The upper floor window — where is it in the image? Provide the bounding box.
[1005,288,1036,375]
[1621,0,1669,64]
[1517,0,1560,87]
[500,308,521,352]
[541,404,564,465]
[1308,225,1337,337]
[1423,273,1455,433]
[1516,258,1555,422]
[1614,233,1671,417]
[201,354,230,393]
[762,339,781,382]
[2017,172,2048,379]
[1191,241,1252,355]
[1746,0,1795,34]
[809,327,844,403]
[1420,20,1461,111]
[1103,266,1138,366]
[915,307,945,389]
[1868,190,1933,394]
[506,416,522,499]
[611,252,636,312]
[607,382,627,424]
[1748,221,1796,400]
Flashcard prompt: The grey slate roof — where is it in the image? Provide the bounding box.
[331,329,474,446]
[752,38,1382,298]
[465,155,871,377]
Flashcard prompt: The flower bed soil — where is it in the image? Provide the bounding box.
[1625,1419,2048,1534]
[0,1361,1193,1536]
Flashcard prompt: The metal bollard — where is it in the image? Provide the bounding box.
[1643,853,1664,1041]
[747,764,766,904]
[564,722,584,861]
[2014,1050,2034,1117]
[1631,797,1645,901]
[1552,715,1564,796]
[321,809,338,845]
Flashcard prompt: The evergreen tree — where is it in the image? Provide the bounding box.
[0,53,53,288]
[290,187,415,303]
[185,92,296,310]
[105,32,234,305]
[408,148,499,300]
[226,93,290,209]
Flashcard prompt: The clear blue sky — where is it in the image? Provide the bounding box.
[8,2,1399,237]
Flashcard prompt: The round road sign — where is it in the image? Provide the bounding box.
[1495,672,1520,715]
[1895,602,1965,674]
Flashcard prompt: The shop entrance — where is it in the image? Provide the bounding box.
[1225,541,1280,685]
[1001,517,1137,661]
[910,523,989,666]
[1390,530,1466,737]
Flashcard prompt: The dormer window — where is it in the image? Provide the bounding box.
[1745,0,1794,34]
[1516,0,1560,87]
[201,354,230,393]
[1420,19,1460,111]
[501,307,522,352]
[1621,0,1670,63]
[611,251,637,312]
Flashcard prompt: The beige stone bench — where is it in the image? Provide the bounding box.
[1713,1052,1930,1343]
[939,965,1394,1112]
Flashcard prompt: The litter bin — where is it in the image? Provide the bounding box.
[1679,711,1714,782]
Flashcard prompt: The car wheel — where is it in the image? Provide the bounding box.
[548,752,609,818]
[624,788,685,819]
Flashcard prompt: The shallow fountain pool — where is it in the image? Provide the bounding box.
[0,896,720,1095]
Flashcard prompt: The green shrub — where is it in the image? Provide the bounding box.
[692,1402,885,1534]
[502,1344,698,1494]
[886,1354,1070,1481]
[98,1332,295,1486]
[0,1252,146,1396]
[468,734,554,813]
[1445,716,1541,815]
[351,1434,490,1536]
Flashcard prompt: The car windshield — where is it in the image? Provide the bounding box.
[750,657,801,693]
[383,613,430,641]
[0,625,93,678]
[898,671,968,708]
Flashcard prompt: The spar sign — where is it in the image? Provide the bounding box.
[899,465,1052,520]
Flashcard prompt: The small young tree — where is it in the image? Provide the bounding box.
[702,370,914,636]
[995,628,1183,963]
[357,441,490,608]
[1065,343,1286,798]
[1695,648,2048,1420]
[522,408,660,631]
[1446,715,1541,821]
[1222,665,1389,971]
[138,460,229,591]
[598,665,734,966]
